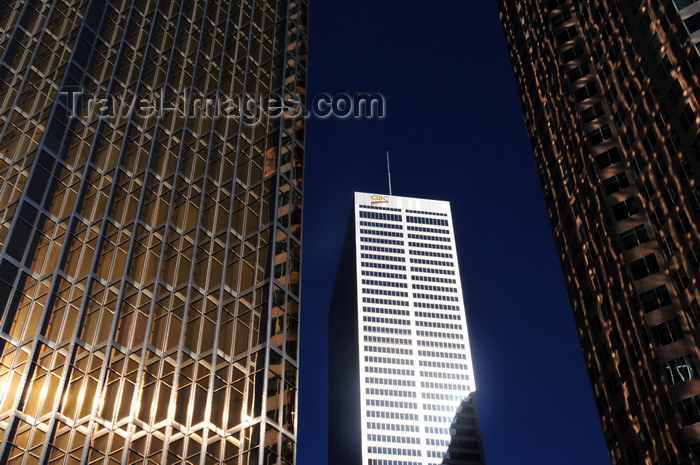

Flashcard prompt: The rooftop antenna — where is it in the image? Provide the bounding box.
[386,150,393,195]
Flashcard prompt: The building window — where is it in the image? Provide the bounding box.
[638,285,672,312]
[557,25,579,42]
[675,0,700,10]
[611,197,640,221]
[673,266,691,290]
[594,147,621,171]
[664,354,700,386]
[568,63,590,82]
[602,171,630,195]
[600,112,618,133]
[581,102,605,123]
[551,9,572,27]
[574,82,598,102]
[562,43,584,63]
[649,318,684,348]
[628,254,660,281]
[619,224,649,250]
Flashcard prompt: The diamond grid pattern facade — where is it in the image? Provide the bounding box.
[499,0,700,463]
[329,193,484,465]
[0,1,306,464]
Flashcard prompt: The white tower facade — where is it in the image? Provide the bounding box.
[329,192,485,465]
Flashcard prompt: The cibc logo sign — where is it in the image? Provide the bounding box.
[370,195,389,205]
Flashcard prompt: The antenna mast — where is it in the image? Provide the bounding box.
[386,150,392,195]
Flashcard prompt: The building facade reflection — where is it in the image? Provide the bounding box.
[0,1,307,463]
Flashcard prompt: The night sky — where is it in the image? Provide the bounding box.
[297,2,610,464]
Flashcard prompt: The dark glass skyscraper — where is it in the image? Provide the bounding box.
[499,1,700,464]
[0,1,306,464]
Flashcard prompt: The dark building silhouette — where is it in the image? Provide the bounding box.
[0,1,306,463]
[499,0,700,463]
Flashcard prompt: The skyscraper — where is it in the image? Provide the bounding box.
[0,1,306,464]
[329,192,484,465]
[499,1,700,463]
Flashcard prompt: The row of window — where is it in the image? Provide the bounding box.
[412,284,457,293]
[362,307,410,316]
[367,434,420,445]
[363,288,409,298]
[408,242,451,250]
[414,312,461,321]
[364,356,414,366]
[410,258,452,267]
[424,401,465,411]
[366,388,416,398]
[361,236,404,246]
[365,377,416,387]
[362,261,406,271]
[364,335,412,346]
[411,275,456,283]
[409,250,452,259]
[364,366,415,376]
[414,302,459,310]
[419,360,468,370]
[406,226,449,235]
[363,315,410,325]
[421,381,470,391]
[424,427,451,436]
[418,350,467,360]
[366,410,418,421]
[368,459,421,465]
[359,220,402,230]
[416,330,464,340]
[367,446,420,457]
[362,270,407,280]
[362,253,405,263]
[417,340,466,350]
[413,293,458,302]
[361,245,404,255]
[363,325,411,336]
[410,266,454,275]
[424,414,457,424]
[367,423,420,433]
[422,392,467,401]
[362,297,409,308]
[365,399,417,409]
[360,204,401,213]
[407,216,448,226]
[362,279,407,288]
[416,320,462,329]
[405,209,447,217]
[407,233,450,242]
[364,345,413,356]
[419,370,469,380]
[360,211,402,222]
[361,228,403,238]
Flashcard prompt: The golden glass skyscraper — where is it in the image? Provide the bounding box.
[499,0,700,464]
[0,1,306,464]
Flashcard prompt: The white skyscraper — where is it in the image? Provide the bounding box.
[329,192,485,465]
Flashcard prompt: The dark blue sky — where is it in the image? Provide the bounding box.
[297,2,610,464]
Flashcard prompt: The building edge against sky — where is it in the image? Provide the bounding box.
[329,192,484,465]
[499,0,700,463]
[0,1,307,464]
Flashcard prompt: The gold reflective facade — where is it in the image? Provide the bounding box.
[0,1,306,464]
[499,1,700,464]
